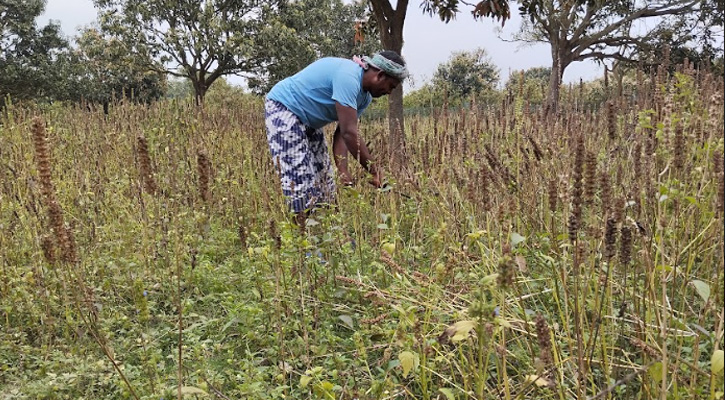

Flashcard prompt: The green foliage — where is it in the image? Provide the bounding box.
[248,0,380,94]
[503,67,550,105]
[431,48,499,106]
[0,65,723,399]
[0,0,69,102]
[65,28,166,104]
[513,0,706,111]
[420,0,511,24]
[93,0,261,101]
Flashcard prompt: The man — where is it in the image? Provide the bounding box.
[264,50,408,222]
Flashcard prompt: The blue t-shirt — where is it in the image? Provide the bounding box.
[267,57,373,129]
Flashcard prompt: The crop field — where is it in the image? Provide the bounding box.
[0,67,723,399]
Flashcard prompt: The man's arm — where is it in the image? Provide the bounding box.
[334,102,382,187]
[332,125,353,186]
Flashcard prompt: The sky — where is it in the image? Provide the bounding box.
[39,0,604,91]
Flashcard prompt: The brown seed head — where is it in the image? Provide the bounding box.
[136,135,157,195]
[197,150,212,203]
[535,313,553,369]
[497,256,515,289]
[619,226,632,266]
[32,117,77,264]
[604,217,617,260]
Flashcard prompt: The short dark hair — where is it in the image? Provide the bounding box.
[378,50,406,67]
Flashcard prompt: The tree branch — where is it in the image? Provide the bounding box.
[574,0,699,51]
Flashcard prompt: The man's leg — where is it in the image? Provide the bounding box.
[307,127,336,207]
[264,99,317,216]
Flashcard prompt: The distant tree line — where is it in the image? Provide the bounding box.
[1,0,721,115]
[0,0,378,107]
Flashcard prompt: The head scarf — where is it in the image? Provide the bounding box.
[353,52,409,81]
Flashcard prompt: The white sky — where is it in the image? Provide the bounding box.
[39,0,604,90]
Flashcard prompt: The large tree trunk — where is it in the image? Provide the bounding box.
[545,45,565,115]
[192,78,207,106]
[369,0,409,168]
[383,32,406,167]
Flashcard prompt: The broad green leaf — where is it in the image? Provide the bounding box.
[510,232,525,247]
[313,381,335,399]
[439,388,455,400]
[300,375,313,388]
[180,386,208,396]
[648,362,664,383]
[338,315,354,330]
[712,350,724,374]
[450,320,477,342]
[398,351,419,378]
[381,242,395,253]
[690,280,710,303]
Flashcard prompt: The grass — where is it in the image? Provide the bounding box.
[0,66,723,400]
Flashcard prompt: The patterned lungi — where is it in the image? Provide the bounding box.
[264,99,336,213]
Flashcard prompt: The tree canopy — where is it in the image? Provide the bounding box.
[248,0,379,94]
[93,0,263,102]
[514,0,704,113]
[0,0,68,102]
[432,48,499,102]
[66,28,166,105]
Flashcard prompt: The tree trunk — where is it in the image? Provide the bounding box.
[382,33,406,167]
[545,67,562,116]
[369,0,408,168]
[545,48,565,116]
[387,86,404,160]
[190,72,208,106]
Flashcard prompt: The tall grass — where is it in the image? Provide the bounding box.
[0,66,723,399]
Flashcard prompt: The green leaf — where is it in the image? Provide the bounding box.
[398,351,419,378]
[439,388,455,400]
[690,280,710,303]
[510,232,525,247]
[180,386,208,396]
[648,362,664,383]
[338,315,354,330]
[466,230,486,241]
[450,320,476,342]
[712,350,724,374]
[313,381,335,399]
[300,375,313,388]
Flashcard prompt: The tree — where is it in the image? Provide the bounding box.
[0,0,69,102]
[503,66,550,105]
[93,0,263,103]
[644,0,724,75]
[515,0,702,114]
[248,0,380,94]
[367,0,510,165]
[432,48,499,105]
[65,28,166,106]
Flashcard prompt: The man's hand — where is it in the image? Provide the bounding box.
[340,173,354,187]
[369,168,383,188]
